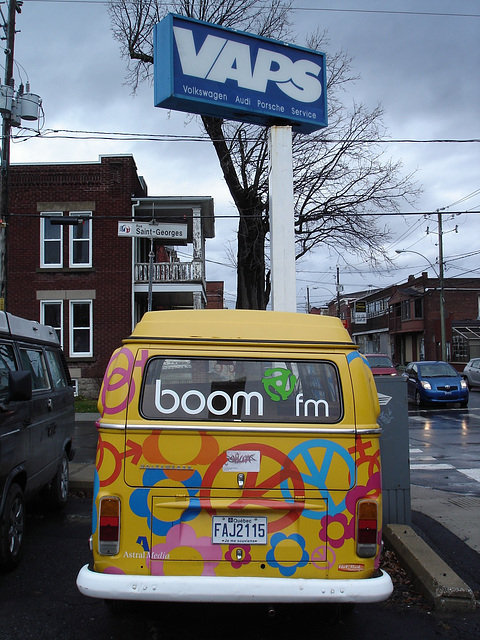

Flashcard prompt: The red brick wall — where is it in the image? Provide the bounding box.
[206,281,224,309]
[7,155,147,384]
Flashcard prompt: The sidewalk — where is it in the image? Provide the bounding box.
[384,486,480,612]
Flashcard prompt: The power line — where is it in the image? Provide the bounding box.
[20,0,480,19]
[12,128,480,145]
[292,6,480,19]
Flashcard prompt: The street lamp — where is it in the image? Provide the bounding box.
[395,248,446,362]
[306,285,335,313]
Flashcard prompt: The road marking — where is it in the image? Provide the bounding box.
[459,468,480,483]
[410,463,454,470]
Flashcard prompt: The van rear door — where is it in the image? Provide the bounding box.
[123,351,358,577]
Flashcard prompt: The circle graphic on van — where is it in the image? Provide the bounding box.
[280,439,355,518]
[261,367,297,401]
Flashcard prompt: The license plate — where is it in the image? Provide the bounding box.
[212,516,267,545]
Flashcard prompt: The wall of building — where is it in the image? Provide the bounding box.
[7,155,147,395]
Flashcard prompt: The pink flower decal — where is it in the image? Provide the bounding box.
[225,545,251,569]
[149,523,222,576]
[318,512,354,548]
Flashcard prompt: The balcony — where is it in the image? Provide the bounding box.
[134,260,204,284]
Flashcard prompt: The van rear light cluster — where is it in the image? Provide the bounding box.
[98,497,120,556]
[356,499,378,558]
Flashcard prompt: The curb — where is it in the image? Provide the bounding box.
[69,462,95,491]
[384,523,476,613]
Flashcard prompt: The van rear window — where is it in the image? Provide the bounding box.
[140,358,342,423]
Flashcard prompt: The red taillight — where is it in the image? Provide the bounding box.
[98,497,120,555]
[356,499,378,558]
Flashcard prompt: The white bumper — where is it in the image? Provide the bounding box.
[77,565,393,604]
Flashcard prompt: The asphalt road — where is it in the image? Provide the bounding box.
[0,490,478,640]
[409,389,480,496]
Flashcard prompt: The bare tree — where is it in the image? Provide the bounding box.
[109,0,420,309]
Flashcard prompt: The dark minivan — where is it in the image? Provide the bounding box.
[0,312,75,570]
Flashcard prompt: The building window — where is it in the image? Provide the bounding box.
[401,300,411,320]
[40,300,63,346]
[414,298,423,319]
[70,300,93,357]
[40,213,63,268]
[40,211,92,269]
[69,212,92,267]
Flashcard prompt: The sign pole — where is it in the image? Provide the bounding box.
[269,125,296,312]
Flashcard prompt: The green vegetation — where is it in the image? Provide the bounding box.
[74,396,99,413]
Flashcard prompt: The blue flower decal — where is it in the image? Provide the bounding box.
[266,532,309,577]
[129,468,202,536]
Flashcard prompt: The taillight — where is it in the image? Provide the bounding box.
[356,499,378,558]
[98,497,120,555]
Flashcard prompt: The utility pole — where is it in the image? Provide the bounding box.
[0,0,21,310]
[336,266,342,318]
[437,209,447,361]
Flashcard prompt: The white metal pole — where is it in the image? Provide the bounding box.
[268,125,296,312]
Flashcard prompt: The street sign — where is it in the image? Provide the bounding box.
[118,221,188,241]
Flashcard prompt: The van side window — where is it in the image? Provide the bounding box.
[140,357,342,424]
[45,349,68,390]
[18,348,50,391]
[0,343,17,401]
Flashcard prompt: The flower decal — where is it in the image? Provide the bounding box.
[266,532,309,577]
[129,469,202,536]
[318,512,354,548]
[225,545,251,569]
[149,523,222,576]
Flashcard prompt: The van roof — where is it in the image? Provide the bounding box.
[0,311,59,345]
[129,310,354,346]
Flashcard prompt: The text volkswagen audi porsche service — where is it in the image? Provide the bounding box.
[153,14,327,133]
[77,310,393,606]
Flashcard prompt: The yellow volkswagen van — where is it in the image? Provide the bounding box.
[77,310,392,605]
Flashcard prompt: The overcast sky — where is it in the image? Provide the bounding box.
[7,0,480,309]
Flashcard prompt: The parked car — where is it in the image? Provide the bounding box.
[365,354,397,376]
[0,312,75,570]
[403,360,469,407]
[462,358,480,389]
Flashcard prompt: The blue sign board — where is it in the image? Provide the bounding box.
[154,14,327,134]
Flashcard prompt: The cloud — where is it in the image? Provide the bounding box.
[7,0,480,307]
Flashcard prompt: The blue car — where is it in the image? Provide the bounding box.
[403,360,469,407]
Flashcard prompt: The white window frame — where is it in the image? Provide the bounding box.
[40,212,63,268]
[69,299,93,358]
[40,300,63,347]
[69,211,92,268]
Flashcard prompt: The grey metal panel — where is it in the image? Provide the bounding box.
[375,375,411,525]
[383,488,412,525]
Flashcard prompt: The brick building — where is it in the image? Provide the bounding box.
[6,155,221,396]
[329,273,480,367]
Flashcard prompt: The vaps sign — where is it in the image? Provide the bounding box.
[154,14,327,134]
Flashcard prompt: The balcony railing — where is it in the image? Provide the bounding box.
[134,261,204,284]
